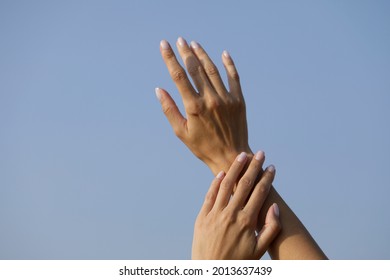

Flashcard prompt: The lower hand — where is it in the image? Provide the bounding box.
[192,151,281,260]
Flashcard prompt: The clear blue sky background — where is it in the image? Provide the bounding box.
[1,0,389,259]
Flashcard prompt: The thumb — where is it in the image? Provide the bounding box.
[255,203,281,259]
[155,87,187,138]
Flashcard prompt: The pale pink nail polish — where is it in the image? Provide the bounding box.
[237,152,247,162]
[177,37,187,47]
[266,165,275,172]
[255,151,265,161]
[273,203,280,217]
[216,171,225,179]
[223,50,230,58]
[190,41,200,49]
[155,88,162,101]
[160,40,169,50]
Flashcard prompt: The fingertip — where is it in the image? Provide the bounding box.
[190,40,200,49]
[254,150,265,161]
[266,164,276,173]
[177,36,188,48]
[155,87,162,101]
[222,50,231,59]
[216,170,225,180]
[273,203,280,218]
[155,87,171,102]
[160,39,170,50]
[236,152,247,163]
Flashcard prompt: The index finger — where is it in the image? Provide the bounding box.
[199,171,225,216]
[160,40,198,103]
[214,152,248,210]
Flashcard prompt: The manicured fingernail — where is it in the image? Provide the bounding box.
[216,171,225,179]
[255,150,265,161]
[190,41,200,49]
[177,37,187,47]
[237,152,247,162]
[160,40,169,50]
[223,50,230,58]
[155,88,162,101]
[273,203,280,217]
[266,165,275,173]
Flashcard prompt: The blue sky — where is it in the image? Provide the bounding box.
[1,0,389,259]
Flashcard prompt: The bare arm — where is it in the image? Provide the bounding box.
[156,37,327,259]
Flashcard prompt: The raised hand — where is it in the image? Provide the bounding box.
[156,37,251,175]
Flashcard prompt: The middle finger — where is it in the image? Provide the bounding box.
[176,37,214,96]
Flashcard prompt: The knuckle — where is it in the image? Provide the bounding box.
[205,64,219,77]
[205,190,216,204]
[239,176,253,190]
[163,49,176,60]
[270,219,282,233]
[230,69,240,81]
[170,69,187,82]
[257,182,270,196]
[207,97,221,110]
[251,160,261,172]
[226,96,245,113]
[261,171,274,185]
[161,103,172,115]
[239,214,253,229]
[221,210,236,225]
[187,65,200,77]
[220,178,232,191]
[186,100,203,115]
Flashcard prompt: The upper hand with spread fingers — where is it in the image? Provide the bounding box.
[156,37,251,175]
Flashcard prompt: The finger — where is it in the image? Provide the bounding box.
[244,165,275,217]
[190,41,228,95]
[199,171,225,216]
[229,151,265,210]
[176,37,214,95]
[214,152,248,210]
[255,203,281,259]
[222,50,243,99]
[155,87,187,139]
[160,39,198,103]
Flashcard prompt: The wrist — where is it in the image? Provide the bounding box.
[206,147,253,175]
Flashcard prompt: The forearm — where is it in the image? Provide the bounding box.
[264,187,327,259]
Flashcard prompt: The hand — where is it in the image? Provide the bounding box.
[156,37,252,175]
[156,37,327,259]
[192,151,281,260]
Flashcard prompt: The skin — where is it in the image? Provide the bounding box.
[192,151,281,260]
[156,37,327,260]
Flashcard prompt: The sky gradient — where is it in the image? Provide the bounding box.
[1,0,389,259]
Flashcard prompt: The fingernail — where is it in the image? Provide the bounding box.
[216,171,225,179]
[177,37,187,47]
[190,41,200,49]
[273,203,280,217]
[155,88,162,101]
[160,40,169,50]
[266,164,275,173]
[237,152,247,162]
[254,150,265,161]
[223,50,230,58]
